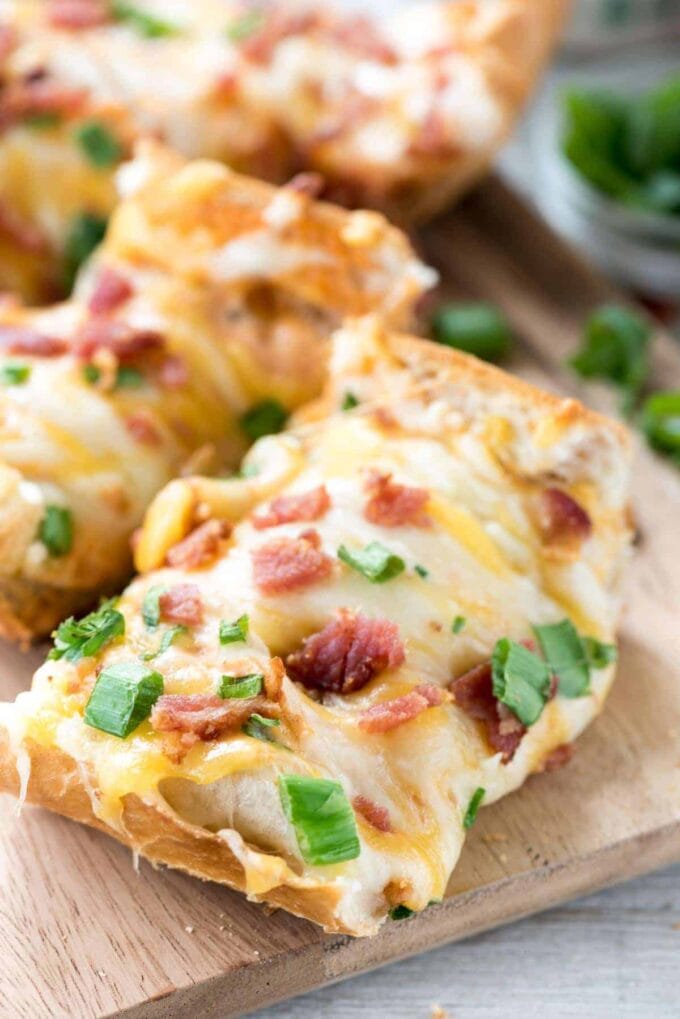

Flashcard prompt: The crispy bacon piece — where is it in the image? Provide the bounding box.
[125,411,161,446]
[449,662,525,762]
[87,268,133,315]
[75,319,164,361]
[158,355,189,390]
[0,199,49,253]
[165,519,230,570]
[286,610,404,694]
[252,529,333,595]
[158,583,203,626]
[353,794,392,833]
[0,324,67,357]
[151,693,279,741]
[0,78,86,129]
[238,10,321,63]
[538,488,592,545]
[408,109,455,159]
[0,25,17,62]
[286,172,325,198]
[540,743,575,773]
[253,485,331,530]
[363,471,431,528]
[327,15,397,64]
[358,684,446,734]
[47,0,110,28]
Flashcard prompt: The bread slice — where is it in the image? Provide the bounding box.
[0,146,430,641]
[0,317,632,935]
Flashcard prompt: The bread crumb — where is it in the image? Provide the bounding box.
[482,833,508,843]
[184,925,195,934]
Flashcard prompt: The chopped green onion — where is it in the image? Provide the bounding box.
[389,905,414,920]
[414,564,429,578]
[220,673,263,699]
[278,774,360,866]
[337,541,405,583]
[225,8,264,42]
[115,365,144,388]
[0,363,30,385]
[110,1,179,38]
[431,302,512,362]
[491,638,551,727]
[533,619,591,699]
[49,598,125,662]
[641,391,680,459]
[24,111,61,130]
[235,462,260,479]
[219,614,249,645]
[38,505,73,557]
[240,399,287,440]
[63,212,107,291]
[582,636,617,670]
[451,615,466,634]
[84,660,163,738]
[341,391,359,411]
[142,584,166,629]
[75,120,122,168]
[569,304,651,412]
[142,624,187,660]
[83,363,101,385]
[463,787,485,829]
[242,712,279,742]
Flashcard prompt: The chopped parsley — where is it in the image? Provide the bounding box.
[240,399,287,441]
[431,302,512,362]
[242,712,280,742]
[38,505,73,557]
[491,638,551,728]
[0,363,30,385]
[451,615,466,634]
[75,120,122,168]
[84,660,163,738]
[337,541,405,583]
[110,1,179,38]
[463,787,485,829]
[141,584,166,629]
[279,774,360,866]
[63,212,108,291]
[219,614,249,645]
[49,598,125,662]
[220,673,263,699]
[341,391,359,411]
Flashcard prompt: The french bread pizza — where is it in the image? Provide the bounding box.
[0,0,567,299]
[0,317,633,935]
[0,144,431,641]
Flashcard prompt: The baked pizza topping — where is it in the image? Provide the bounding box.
[219,614,250,645]
[47,0,111,30]
[87,268,134,315]
[0,325,67,357]
[49,598,125,662]
[252,530,333,594]
[363,471,431,528]
[252,485,331,530]
[538,487,592,545]
[38,504,74,556]
[285,611,405,695]
[165,520,230,570]
[450,661,526,763]
[337,540,405,583]
[151,692,278,741]
[279,774,360,866]
[74,319,165,362]
[358,684,447,734]
[84,660,163,738]
[462,787,485,830]
[352,794,392,833]
[158,584,204,627]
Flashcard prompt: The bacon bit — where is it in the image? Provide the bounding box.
[0,25,17,62]
[0,199,49,253]
[75,319,164,361]
[253,486,331,531]
[158,354,189,390]
[47,0,110,29]
[0,78,86,129]
[151,693,279,742]
[327,15,397,64]
[0,325,67,357]
[540,743,575,773]
[213,70,237,98]
[286,172,325,198]
[359,684,446,734]
[125,411,161,446]
[286,611,404,695]
[353,794,392,833]
[538,488,592,545]
[408,109,454,159]
[239,10,321,63]
[252,529,333,595]
[87,268,133,315]
[158,583,203,627]
[363,471,431,528]
[449,662,525,763]
[165,519,230,570]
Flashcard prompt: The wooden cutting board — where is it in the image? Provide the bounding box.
[2,177,680,1019]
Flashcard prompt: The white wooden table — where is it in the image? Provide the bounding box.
[254,863,680,1018]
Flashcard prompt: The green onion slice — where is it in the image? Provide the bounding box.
[142,585,166,629]
[110,1,179,37]
[242,712,280,742]
[337,541,405,583]
[533,619,591,699]
[463,787,485,830]
[0,363,30,385]
[220,673,264,699]
[341,391,359,411]
[582,636,617,670]
[219,614,249,645]
[49,598,125,662]
[414,564,429,578]
[84,660,163,738]
[431,302,512,362]
[451,615,466,634]
[63,212,107,292]
[491,638,551,727]
[641,391,680,457]
[278,774,361,866]
[38,505,73,557]
[240,399,287,440]
[75,120,122,168]
[226,9,264,42]
[142,624,187,661]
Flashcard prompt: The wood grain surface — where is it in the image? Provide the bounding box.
[1,177,679,1019]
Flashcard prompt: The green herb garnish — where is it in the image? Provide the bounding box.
[414,564,429,578]
[84,660,163,738]
[431,302,512,362]
[451,615,466,634]
[641,391,680,461]
[279,774,360,866]
[463,787,485,829]
[225,8,264,42]
[0,363,30,385]
[38,505,73,556]
[533,619,591,699]
[337,541,405,583]
[24,112,61,130]
[569,304,651,412]
[582,636,618,670]
[75,120,122,168]
[63,212,108,291]
[49,598,125,662]
[491,638,551,727]
[83,363,144,389]
[142,624,187,660]
[219,614,249,645]
[242,712,280,742]
[110,1,179,38]
[220,673,264,699]
[142,584,166,629]
[240,399,287,440]
[389,905,415,921]
[341,391,359,411]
